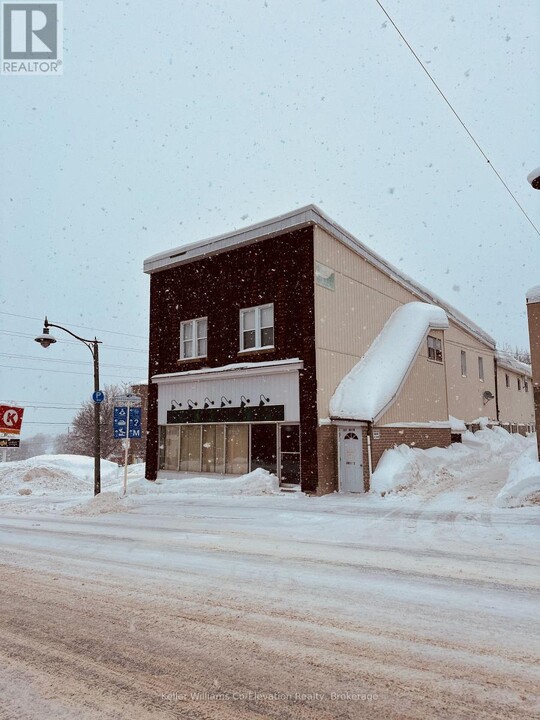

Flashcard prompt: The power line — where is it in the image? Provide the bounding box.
[0,352,147,371]
[0,311,148,340]
[374,0,540,237]
[0,363,146,380]
[0,329,147,353]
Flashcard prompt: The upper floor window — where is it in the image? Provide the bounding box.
[427,335,443,362]
[478,356,484,381]
[460,350,467,377]
[240,303,274,351]
[524,379,529,392]
[180,317,207,359]
[315,262,335,291]
[517,378,521,391]
[505,373,510,388]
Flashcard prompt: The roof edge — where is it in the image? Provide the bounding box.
[144,204,496,349]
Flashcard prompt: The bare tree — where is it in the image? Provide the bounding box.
[501,342,531,365]
[7,433,53,461]
[65,384,124,460]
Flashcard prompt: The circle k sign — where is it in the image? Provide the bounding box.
[0,405,25,435]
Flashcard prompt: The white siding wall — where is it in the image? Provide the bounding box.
[155,370,301,425]
[497,366,535,425]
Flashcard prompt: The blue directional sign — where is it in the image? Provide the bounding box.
[128,407,142,439]
[113,406,128,439]
[92,390,105,403]
[113,406,142,439]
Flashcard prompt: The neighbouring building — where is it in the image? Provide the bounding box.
[526,287,540,459]
[143,206,535,494]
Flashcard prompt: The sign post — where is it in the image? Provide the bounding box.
[113,394,141,496]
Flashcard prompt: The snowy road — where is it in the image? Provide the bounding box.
[0,494,539,720]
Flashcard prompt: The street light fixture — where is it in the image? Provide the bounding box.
[35,316,103,495]
[527,167,540,190]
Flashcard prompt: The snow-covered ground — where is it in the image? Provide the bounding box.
[0,433,538,719]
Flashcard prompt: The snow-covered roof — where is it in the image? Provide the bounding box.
[526,285,540,304]
[152,358,303,383]
[496,351,532,377]
[329,302,449,422]
[143,205,495,349]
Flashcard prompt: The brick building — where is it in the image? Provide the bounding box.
[143,206,534,493]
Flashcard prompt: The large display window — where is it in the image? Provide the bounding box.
[158,422,298,482]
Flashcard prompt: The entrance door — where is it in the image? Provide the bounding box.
[338,428,364,493]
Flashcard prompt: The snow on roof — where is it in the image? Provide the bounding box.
[495,351,532,377]
[329,302,449,422]
[152,358,303,382]
[526,285,540,304]
[143,205,495,349]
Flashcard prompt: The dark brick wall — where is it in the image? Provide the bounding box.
[316,425,338,495]
[145,228,318,491]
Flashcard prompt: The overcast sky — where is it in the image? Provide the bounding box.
[1,0,539,440]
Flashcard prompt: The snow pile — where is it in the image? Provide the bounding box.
[0,455,120,496]
[371,426,531,498]
[330,302,448,422]
[130,468,279,496]
[69,468,280,516]
[526,285,540,304]
[496,446,540,508]
[449,416,467,432]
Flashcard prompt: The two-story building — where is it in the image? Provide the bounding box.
[143,206,535,494]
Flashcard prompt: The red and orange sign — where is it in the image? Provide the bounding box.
[0,405,24,435]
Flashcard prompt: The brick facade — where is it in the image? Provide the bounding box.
[146,227,319,491]
[316,425,338,495]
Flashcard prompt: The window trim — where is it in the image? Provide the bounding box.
[179,316,208,360]
[460,349,467,377]
[427,335,443,363]
[239,303,274,352]
[478,356,484,382]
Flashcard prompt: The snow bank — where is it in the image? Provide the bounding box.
[371,426,531,498]
[329,302,448,422]
[0,455,120,496]
[131,468,279,497]
[69,468,280,516]
[449,416,467,432]
[495,446,540,508]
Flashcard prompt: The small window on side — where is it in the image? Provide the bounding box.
[517,378,521,391]
[315,262,335,291]
[505,373,510,388]
[478,356,484,381]
[460,350,467,377]
[524,380,529,393]
[427,335,443,362]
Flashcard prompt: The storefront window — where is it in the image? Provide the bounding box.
[251,423,277,475]
[180,425,202,472]
[225,424,249,474]
[164,425,180,470]
[202,424,225,473]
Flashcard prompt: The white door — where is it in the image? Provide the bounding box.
[338,427,364,493]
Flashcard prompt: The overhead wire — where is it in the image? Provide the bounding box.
[374,0,540,237]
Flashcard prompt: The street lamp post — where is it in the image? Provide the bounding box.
[35,317,103,495]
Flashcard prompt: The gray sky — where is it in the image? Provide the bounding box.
[1,0,539,440]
